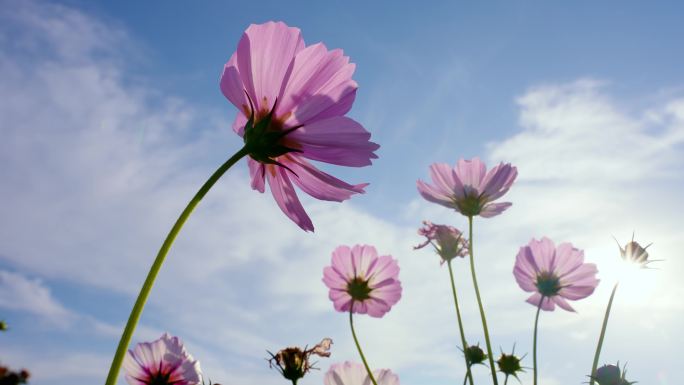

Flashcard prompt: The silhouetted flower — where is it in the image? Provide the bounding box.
[591,362,637,385]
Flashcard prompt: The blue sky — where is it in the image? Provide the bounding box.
[1,1,683,384]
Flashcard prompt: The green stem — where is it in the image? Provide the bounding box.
[105,146,250,385]
[349,306,378,385]
[503,375,509,385]
[532,296,544,385]
[447,260,474,385]
[462,370,469,385]
[589,282,619,385]
[467,215,498,385]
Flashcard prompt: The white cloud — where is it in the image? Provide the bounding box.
[0,270,73,326]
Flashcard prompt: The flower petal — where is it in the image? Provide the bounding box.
[277,43,357,123]
[285,155,367,201]
[265,165,314,231]
[236,22,305,113]
[479,202,512,218]
[287,116,379,166]
[247,157,266,193]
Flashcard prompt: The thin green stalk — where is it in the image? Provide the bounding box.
[503,376,509,385]
[532,296,544,385]
[349,306,378,385]
[462,371,469,385]
[589,282,619,385]
[467,215,498,385]
[447,260,474,385]
[105,146,250,385]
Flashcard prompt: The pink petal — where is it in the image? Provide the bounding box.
[287,116,380,167]
[265,165,314,231]
[429,163,466,200]
[479,202,512,217]
[236,22,305,113]
[456,157,487,191]
[231,111,248,136]
[552,296,576,312]
[219,53,249,115]
[480,163,518,201]
[285,155,367,201]
[526,292,555,311]
[277,43,356,122]
[416,180,455,208]
[247,158,266,193]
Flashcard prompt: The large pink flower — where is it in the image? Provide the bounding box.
[122,333,202,385]
[513,237,599,312]
[220,21,379,232]
[322,245,402,318]
[417,157,517,218]
[324,362,400,385]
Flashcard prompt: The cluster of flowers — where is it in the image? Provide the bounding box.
[0,363,30,385]
[108,21,656,385]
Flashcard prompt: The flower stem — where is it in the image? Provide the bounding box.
[447,259,474,385]
[532,296,544,385]
[503,376,509,385]
[349,306,378,385]
[467,215,498,385]
[589,282,619,385]
[104,146,250,385]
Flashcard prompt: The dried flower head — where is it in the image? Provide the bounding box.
[268,338,333,382]
[591,362,637,385]
[464,344,488,366]
[414,221,469,265]
[614,233,657,269]
[0,365,30,385]
[0,320,7,331]
[496,345,527,382]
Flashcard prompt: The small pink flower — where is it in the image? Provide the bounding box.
[414,220,469,264]
[513,237,599,312]
[123,333,202,385]
[322,245,402,318]
[324,361,400,385]
[220,21,379,232]
[417,157,517,218]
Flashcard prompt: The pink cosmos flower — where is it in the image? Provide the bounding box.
[123,333,202,385]
[513,237,599,312]
[220,21,379,232]
[414,220,469,264]
[417,157,517,218]
[324,362,400,385]
[322,245,402,318]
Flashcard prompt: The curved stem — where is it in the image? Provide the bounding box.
[105,146,250,385]
[448,260,474,385]
[532,296,544,385]
[589,282,619,385]
[349,307,378,385]
[503,376,509,385]
[467,215,498,385]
